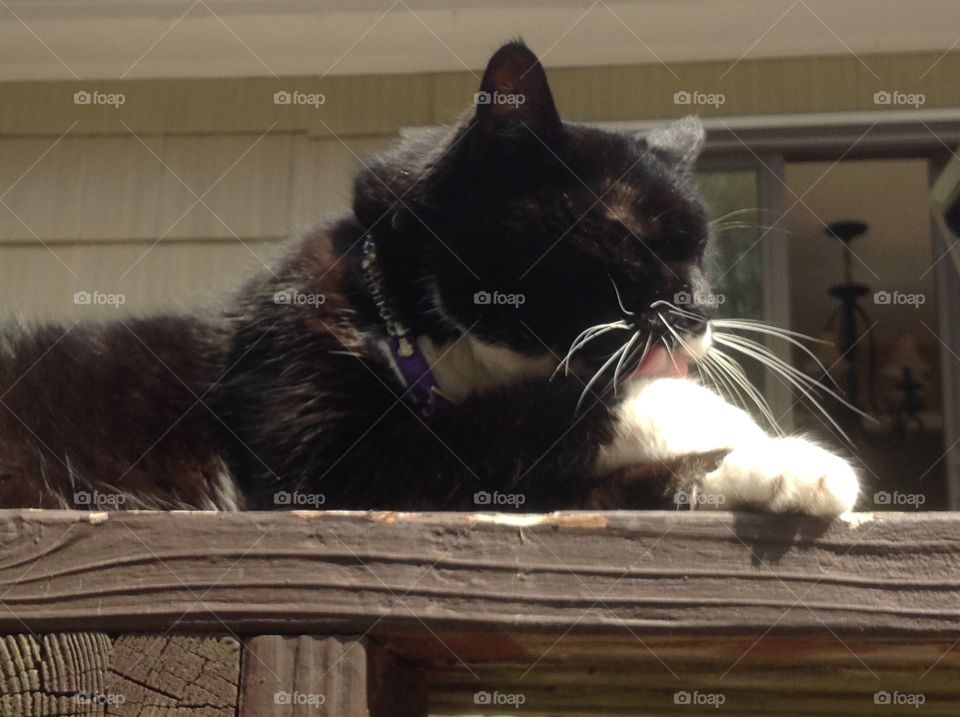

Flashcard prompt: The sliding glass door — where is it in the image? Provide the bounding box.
[695,156,792,429]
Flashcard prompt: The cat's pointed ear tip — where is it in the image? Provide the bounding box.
[645,115,706,168]
[473,38,560,142]
[678,114,705,133]
[486,39,539,66]
[667,116,706,146]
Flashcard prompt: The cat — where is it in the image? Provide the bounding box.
[0,42,859,516]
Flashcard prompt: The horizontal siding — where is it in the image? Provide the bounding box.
[0,131,391,319]
[0,51,958,320]
[0,240,284,320]
[0,51,957,137]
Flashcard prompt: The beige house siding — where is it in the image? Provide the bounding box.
[1,51,958,319]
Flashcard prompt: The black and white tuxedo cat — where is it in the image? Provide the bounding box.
[0,42,858,516]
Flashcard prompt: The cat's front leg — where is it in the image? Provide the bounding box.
[595,378,859,516]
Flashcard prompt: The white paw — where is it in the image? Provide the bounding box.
[699,437,859,517]
[595,378,765,473]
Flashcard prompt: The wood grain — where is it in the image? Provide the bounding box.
[0,509,958,715]
[0,633,111,715]
[397,633,960,715]
[241,635,368,716]
[0,632,241,716]
[107,634,240,716]
[0,510,958,636]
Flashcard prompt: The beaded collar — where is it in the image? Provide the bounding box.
[361,234,448,417]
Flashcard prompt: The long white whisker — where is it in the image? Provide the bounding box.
[708,348,783,435]
[714,333,864,417]
[710,319,844,395]
[712,335,855,443]
[576,342,630,412]
[712,326,842,394]
[660,312,780,433]
[709,207,766,225]
[713,222,788,233]
[609,276,634,316]
[700,351,748,413]
[660,335,684,376]
[554,320,632,379]
[570,320,632,351]
[613,333,641,392]
[710,318,829,344]
[652,300,707,322]
[715,334,833,395]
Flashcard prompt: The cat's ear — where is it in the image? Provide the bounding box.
[645,116,705,172]
[472,41,562,147]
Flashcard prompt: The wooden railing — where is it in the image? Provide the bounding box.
[0,509,958,715]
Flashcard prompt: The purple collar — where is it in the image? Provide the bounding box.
[362,234,450,418]
[383,338,450,418]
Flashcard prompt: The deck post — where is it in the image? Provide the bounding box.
[240,635,427,717]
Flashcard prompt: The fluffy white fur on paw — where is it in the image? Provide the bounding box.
[595,378,765,473]
[699,437,859,517]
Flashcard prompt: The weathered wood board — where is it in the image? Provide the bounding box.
[0,510,957,635]
[0,509,957,715]
[0,633,239,716]
[241,635,369,716]
[399,632,960,715]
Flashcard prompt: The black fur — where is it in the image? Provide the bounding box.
[0,42,714,511]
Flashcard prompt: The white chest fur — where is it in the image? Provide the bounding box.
[417,335,556,403]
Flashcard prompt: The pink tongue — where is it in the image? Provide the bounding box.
[632,346,688,380]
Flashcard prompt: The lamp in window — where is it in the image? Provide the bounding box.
[823,220,876,414]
